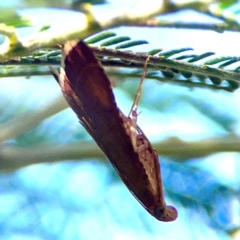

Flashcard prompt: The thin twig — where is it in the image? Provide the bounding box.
[0,1,222,61]
[91,47,240,83]
[0,142,104,172]
[106,71,234,92]
[154,135,240,160]
[0,96,68,143]
[0,24,18,41]
[137,20,240,33]
[1,135,240,172]
[0,2,168,60]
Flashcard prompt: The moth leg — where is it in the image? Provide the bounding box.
[136,134,151,160]
[128,56,151,118]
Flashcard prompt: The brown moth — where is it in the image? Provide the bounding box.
[50,40,178,222]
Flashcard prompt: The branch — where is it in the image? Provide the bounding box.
[92,47,240,83]
[1,135,239,172]
[0,2,168,61]
[106,70,233,92]
[155,135,240,160]
[0,142,105,172]
[0,65,231,92]
[0,67,50,78]
[0,14,93,60]
[137,20,240,33]
[0,24,18,43]
[2,47,240,85]
[0,0,220,61]
[173,0,239,27]
[0,96,68,143]
[135,1,240,33]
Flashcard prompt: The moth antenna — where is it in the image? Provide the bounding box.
[128,55,151,117]
[128,56,151,150]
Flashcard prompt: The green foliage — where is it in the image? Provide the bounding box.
[115,40,148,49]
[0,9,31,27]
[1,1,240,238]
[85,31,117,44]
[38,24,51,32]
[158,48,193,58]
[100,36,131,47]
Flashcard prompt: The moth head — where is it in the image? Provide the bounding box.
[153,205,178,222]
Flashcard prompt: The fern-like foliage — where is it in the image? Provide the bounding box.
[1,2,240,239]
[1,32,240,92]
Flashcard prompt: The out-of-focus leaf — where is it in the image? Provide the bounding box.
[218,0,237,9]
[161,70,175,78]
[227,79,239,90]
[180,70,192,78]
[0,9,31,27]
[209,76,222,85]
[38,24,51,32]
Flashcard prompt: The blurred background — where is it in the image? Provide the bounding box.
[1,0,240,239]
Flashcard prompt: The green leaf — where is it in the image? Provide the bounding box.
[175,54,198,60]
[180,70,192,79]
[159,48,193,58]
[219,59,240,68]
[147,48,163,55]
[170,68,179,74]
[209,76,222,85]
[38,24,51,32]
[46,50,62,58]
[100,36,131,47]
[227,79,239,90]
[188,52,215,63]
[0,9,32,27]
[85,31,117,44]
[204,56,237,65]
[218,0,237,9]
[161,70,174,78]
[115,40,148,49]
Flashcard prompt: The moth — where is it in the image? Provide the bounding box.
[50,40,178,222]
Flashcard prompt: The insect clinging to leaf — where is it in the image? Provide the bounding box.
[50,40,178,222]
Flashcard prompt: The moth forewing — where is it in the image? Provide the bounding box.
[50,40,178,222]
[134,127,177,221]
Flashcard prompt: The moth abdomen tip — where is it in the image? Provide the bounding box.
[154,205,178,222]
